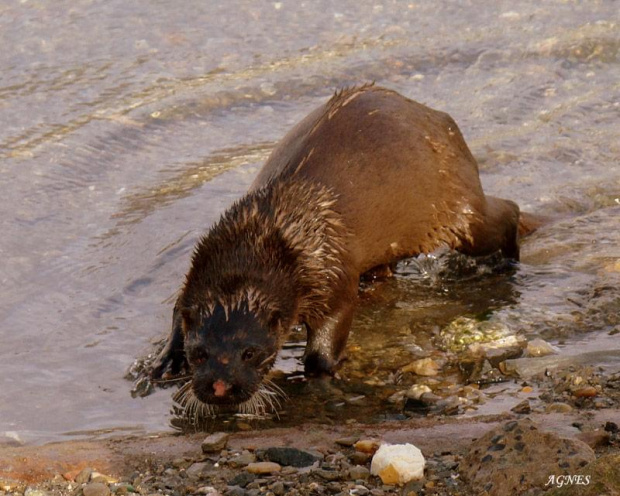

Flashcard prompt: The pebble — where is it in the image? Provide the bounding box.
[545,402,573,413]
[246,462,282,474]
[271,481,286,495]
[228,472,256,488]
[201,432,230,453]
[335,436,360,447]
[526,338,559,357]
[226,487,245,496]
[573,386,597,398]
[348,465,370,481]
[82,482,111,496]
[351,485,370,495]
[75,467,94,484]
[186,462,212,478]
[405,384,432,400]
[401,358,440,376]
[313,468,341,481]
[194,487,221,495]
[228,451,256,467]
[511,399,531,414]
[370,444,425,484]
[90,472,118,484]
[264,447,323,467]
[576,430,611,449]
[354,439,380,454]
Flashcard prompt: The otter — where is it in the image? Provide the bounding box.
[151,84,531,410]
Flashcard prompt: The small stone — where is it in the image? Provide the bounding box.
[354,439,381,454]
[186,462,212,479]
[90,472,119,484]
[83,482,111,496]
[201,432,230,453]
[228,451,256,467]
[350,452,372,465]
[573,386,597,398]
[405,384,432,400]
[604,421,618,433]
[314,468,340,481]
[264,447,323,467]
[246,462,282,474]
[335,436,359,447]
[511,400,531,414]
[195,487,221,495]
[75,468,94,484]
[228,472,256,488]
[370,444,425,484]
[351,485,370,495]
[401,358,440,376]
[526,338,559,357]
[225,487,245,496]
[521,386,534,393]
[271,481,286,496]
[545,402,573,413]
[348,465,370,481]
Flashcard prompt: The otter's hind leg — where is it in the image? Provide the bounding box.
[463,196,521,261]
[150,301,188,379]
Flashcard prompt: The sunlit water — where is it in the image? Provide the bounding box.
[0,0,618,444]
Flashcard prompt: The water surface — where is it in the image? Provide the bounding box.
[0,0,618,444]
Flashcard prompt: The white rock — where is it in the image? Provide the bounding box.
[370,443,425,484]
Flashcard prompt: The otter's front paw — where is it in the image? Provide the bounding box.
[304,353,341,377]
[150,347,187,380]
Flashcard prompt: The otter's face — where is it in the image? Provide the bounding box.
[182,302,279,406]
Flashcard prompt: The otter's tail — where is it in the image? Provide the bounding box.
[518,211,550,238]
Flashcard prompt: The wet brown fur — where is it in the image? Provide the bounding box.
[152,84,536,407]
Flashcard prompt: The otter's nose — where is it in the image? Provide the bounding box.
[213,379,231,397]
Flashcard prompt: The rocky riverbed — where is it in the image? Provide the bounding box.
[2,362,619,496]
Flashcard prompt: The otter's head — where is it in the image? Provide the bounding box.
[181,299,281,407]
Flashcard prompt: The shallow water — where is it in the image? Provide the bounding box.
[0,0,618,444]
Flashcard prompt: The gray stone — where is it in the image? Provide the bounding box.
[348,465,370,481]
[271,481,286,496]
[75,467,94,484]
[201,432,230,453]
[186,462,212,479]
[227,472,255,488]
[82,482,111,496]
[264,447,323,467]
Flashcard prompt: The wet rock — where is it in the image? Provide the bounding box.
[546,402,574,413]
[370,444,425,484]
[405,384,432,400]
[526,338,559,357]
[401,358,440,376]
[228,472,256,488]
[348,465,370,481]
[461,419,595,496]
[353,440,380,455]
[511,399,531,414]
[201,432,230,453]
[545,454,620,495]
[83,482,111,496]
[264,447,323,467]
[246,462,281,474]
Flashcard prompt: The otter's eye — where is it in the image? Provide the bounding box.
[190,350,208,365]
[241,348,256,362]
